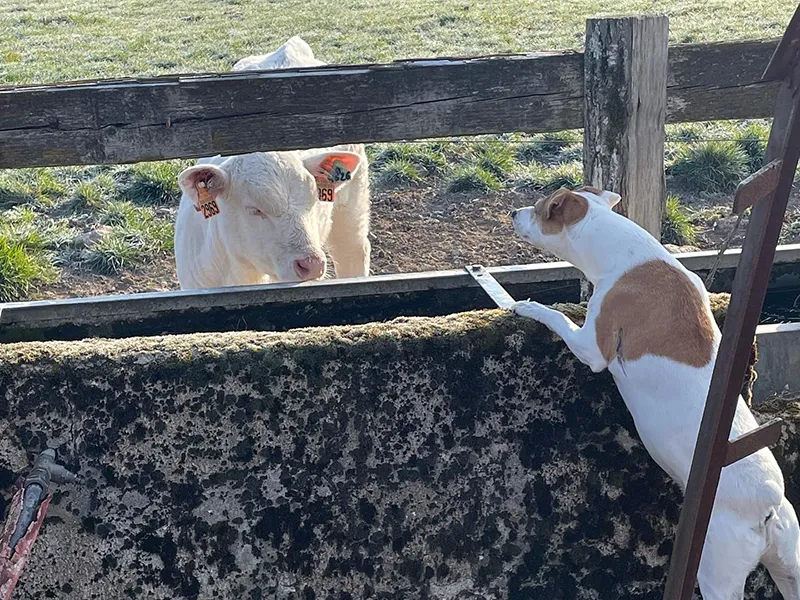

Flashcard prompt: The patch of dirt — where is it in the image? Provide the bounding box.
[35,255,178,300]
[27,185,800,302]
[368,186,554,274]
[683,188,800,250]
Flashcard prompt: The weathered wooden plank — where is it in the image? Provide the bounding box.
[666,39,780,123]
[668,39,778,88]
[0,94,585,167]
[0,55,585,132]
[667,80,779,123]
[0,39,782,169]
[584,15,669,238]
[0,54,584,168]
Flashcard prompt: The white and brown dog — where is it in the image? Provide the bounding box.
[511,186,800,600]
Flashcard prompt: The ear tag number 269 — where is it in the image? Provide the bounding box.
[197,182,221,219]
[317,159,352,203]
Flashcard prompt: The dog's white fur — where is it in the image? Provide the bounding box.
[511,187,800,600]
[174,37,371,289]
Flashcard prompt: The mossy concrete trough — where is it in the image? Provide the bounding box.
[0,299,796,599]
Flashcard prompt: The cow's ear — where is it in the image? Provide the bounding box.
[302,151,363,196]
[178,164,229,212]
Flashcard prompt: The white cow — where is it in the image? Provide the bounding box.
[174,37,371,289]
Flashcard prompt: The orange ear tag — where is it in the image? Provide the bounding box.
[197,181,221,219]
[315,157,352,203]
[317,184,336,202]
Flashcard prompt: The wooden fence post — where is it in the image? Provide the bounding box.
[583,15,669,240]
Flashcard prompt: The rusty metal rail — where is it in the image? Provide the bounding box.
[662,4,800,597]
[466,265,517,309]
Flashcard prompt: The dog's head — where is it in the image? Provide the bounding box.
[511,186,621,252]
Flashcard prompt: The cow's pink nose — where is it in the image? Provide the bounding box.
[293,256,325,280]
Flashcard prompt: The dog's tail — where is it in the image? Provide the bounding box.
[762,488,800,600]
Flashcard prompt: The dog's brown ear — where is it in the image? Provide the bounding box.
[575,185,622,209]
[542,187,580,221]
[541,188,568,220]
[539,188,589,230]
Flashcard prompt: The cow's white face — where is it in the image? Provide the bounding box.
[178,150,363,282]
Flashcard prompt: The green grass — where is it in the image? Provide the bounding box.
[81,204,174,275]
[516,131,583,164]
[98,200,143,226]
[661,195,698,246]
[783,210,800,242]
[0,169,67,210]
[0,165,177,285]
[2,203,73,247]
[372,144,448,183]
[668,141,749,193]
[735,120,770,172]
[374,158,425,187]
[558,144,584,164]
[666,123,706,143]
[98,201,174,250]
[82,234,147,275]
[0,205,73,299]
[0,238,56,302]
[426,141,465,160]
[513,161,583,192]
[60,176,114,214]
[0,177,37,210]
[1,213,72,253]
[445,165,503,193]
[470,144,516,180]
[115,161,185,206]
[0,1,793,86]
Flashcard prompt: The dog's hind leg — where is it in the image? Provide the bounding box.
[762,496,800,600]
[696,509,763,600]
[511,300,607,373]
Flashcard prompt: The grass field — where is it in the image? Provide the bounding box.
[1,0,796,84]
[0,0,798,302]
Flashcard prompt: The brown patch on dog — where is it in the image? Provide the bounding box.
[533,188,589,235]
[596,260,716,368]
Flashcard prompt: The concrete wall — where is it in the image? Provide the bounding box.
[754,322,800,402]
[0,302,796,600]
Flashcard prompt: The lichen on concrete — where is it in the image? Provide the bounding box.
[0,297,792,599]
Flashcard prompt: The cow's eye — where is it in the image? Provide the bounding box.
[246,206,268,218]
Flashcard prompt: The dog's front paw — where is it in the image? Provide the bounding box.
[511,300,546,321]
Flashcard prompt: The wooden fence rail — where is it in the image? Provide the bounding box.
[0,39,780,170]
